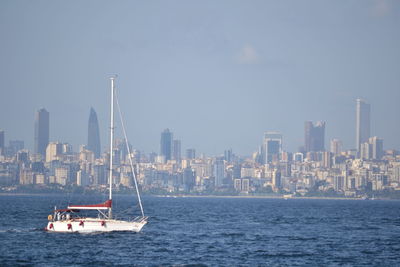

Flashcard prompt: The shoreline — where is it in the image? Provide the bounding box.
[0,192,395,201]
[154,195,388,201]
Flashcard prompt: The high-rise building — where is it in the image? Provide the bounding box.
[330,139,343,155]
[369,136,384,160]
[241,179,250,193]
[304,121,325,152]
[359,136,383,160]
[224,149,233,163]
[172,139,181,161]
[234,179,242,191]
[272,170,282,190]
[322,151,332,168]
[8,140,24,156]
[233,178,250,193]
[54,166,69,186]
[213,157,225,188]
[360,142,372,160]
[256,145,265,164]
[304,121,313,152]
[281,151,292,162]
[34,108,49,157]
[46,142,63,162]
[16,150,29,165]
[0,129,4,155]
[263,132,282,164]
[356,98,370,152]
[183,167,195,191]
[115,138,131,162]
[93,164,107,185]
[160,129,173,162]
[87,107,101,158]
[76,170,90,187]
[293,152,304,162]
[62,143,73,154]
[186,148,196,159]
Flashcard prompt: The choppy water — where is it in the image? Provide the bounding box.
[0,194,400,266]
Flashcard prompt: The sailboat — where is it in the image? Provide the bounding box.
[45,77,148,233]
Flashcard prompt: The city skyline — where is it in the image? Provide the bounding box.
[0,1,399,155]
[2,102,398,197]
[0,96,396,157]
[1,2,399,265]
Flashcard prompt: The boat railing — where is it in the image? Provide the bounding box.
[133,216,148,223]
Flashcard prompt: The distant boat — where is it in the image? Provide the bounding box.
[45,77,147,233]
[283,194,293,200]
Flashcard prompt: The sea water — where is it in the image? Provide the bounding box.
[0,194,399,266]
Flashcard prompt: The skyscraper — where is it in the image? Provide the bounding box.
[304,121,325,152]
[263,131,282,164]
[87,107,101,158]
[272,170,282,190]
[183,167,195,191]
[330,139,343,155]
[360,136,383,160]
[9,140,24,156]
[369,136,383,160]
[213,157,225,188]
[360,142,372,160]
[160,129,173,161]
[0,129,4,155]
[172,139,181,161]
[186,148,196,159]
[45,142,63,162]
[224,148,233,163]
[34,108,49,157]
[356,98,370,152]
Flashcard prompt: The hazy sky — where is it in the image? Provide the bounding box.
[0,0,399,156]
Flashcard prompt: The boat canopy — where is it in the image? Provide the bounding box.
[68,199,112,210]
[55,209,79,213]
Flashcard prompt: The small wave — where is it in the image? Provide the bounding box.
[171,264,208,267]
[344,226,380,231]
[154,247,172,253]
[220,232,245,238]
[361,250,377,255]
[258,252,314,258]
[289,236,318,241]
[0,228,40,233]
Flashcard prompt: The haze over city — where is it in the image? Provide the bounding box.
[0,0,399,155]
[2,2,400,265]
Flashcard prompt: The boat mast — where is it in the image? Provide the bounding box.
[108,76,115,219]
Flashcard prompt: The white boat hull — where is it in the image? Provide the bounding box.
[46,217,147,233]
